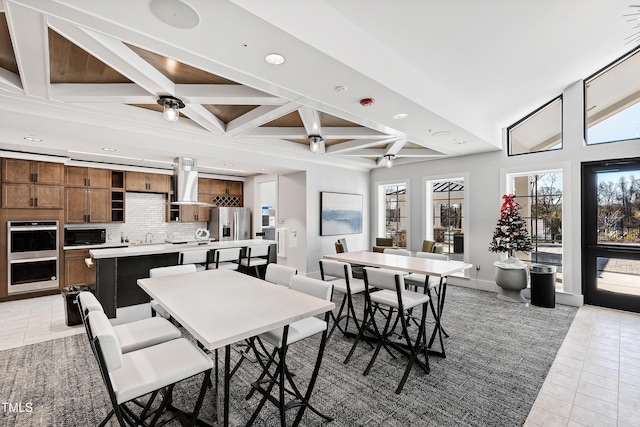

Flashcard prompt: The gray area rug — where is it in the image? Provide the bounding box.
[0,285,577,426]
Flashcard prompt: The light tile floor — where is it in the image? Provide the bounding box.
[1,295,639,426]
[525,305,640,427]
[0,294,84,351]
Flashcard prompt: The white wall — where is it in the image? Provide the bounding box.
[305,165,370,277]
[278,172,307,272]
[370,79,640,306]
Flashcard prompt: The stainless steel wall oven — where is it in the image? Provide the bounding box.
[7,221,59,294]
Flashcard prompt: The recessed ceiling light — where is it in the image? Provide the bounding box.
[431,130,451,137]
[23,136,42,142]
[264,53,285,65]
[261,168,269,171]
[334,85,348,92]
[102,147,117,152]
[455,140,467,145]
[394,113,408,120]
[224,163,234,167]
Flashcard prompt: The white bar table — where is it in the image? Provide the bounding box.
[138,269,335,426]
[324,251,472,357]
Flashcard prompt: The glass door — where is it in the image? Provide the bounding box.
[582,158,640,312]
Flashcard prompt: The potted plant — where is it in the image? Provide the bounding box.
[488,194,533,302]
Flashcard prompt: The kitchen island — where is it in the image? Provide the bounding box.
[90,239,276,317]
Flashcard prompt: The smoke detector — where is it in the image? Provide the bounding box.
[359,98,375,107]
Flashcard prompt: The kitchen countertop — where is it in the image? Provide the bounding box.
[89,239,276,259]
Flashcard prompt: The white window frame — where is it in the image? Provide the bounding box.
[501,162,575,295]
[376,179,410,249]
[423,173,469,275]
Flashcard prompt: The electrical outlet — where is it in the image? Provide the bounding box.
[476,264,481,271]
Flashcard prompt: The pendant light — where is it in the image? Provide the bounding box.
[157,96,185,122]
[384,154,395,168]
[308,135,323,153]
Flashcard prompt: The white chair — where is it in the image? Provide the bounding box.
[149,264,197,319]
[264,263,297,287]
[404,251,450,357]
[239,245,271,278]
[179,250,208,271]
[87,310,212,427]
[77,291,181,354]
[345,267,431,394]
[247,275,334,424]
[383,248,412,256]
[319,259,366,340]
[207,247,242,270]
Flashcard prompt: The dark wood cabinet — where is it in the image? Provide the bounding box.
[65,166,110,188]
[211,179,243,196]
[64,249,95,287]
[125,171,170,193]
[2,158,64,185]
[1,159,65,209]
[2,183,64,209]
[65,188,110,223]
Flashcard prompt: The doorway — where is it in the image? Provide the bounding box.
[582,158,640,312]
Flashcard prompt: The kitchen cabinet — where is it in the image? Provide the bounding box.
[2,158,64,185]
[1,158,65,209]
[65,187,110,223]
[2,182,64,209]
[211,179,243,196]
[174,193,212,222]
[125,171,170,193]
[65,166,110,188]
[64,249,95,287]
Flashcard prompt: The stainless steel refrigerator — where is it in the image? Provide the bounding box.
[208,207,251,241]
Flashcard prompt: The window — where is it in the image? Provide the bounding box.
[380,183,407,248]
[507,97,563,156]
[585,47,640,145]
[429,179,464,260]
[510,172,564,290]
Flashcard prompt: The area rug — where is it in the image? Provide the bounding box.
[0,285,577,426]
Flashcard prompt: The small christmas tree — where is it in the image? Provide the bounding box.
[489,194,533,257]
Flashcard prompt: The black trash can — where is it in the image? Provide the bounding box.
[61,285,93,326]
[530,265,556,308]
[453,233,464,253]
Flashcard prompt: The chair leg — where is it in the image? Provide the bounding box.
[327,293,348,340]
[363,306,395,376]
[395,302,430,394]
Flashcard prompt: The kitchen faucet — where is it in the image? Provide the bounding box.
[145,232,153,243]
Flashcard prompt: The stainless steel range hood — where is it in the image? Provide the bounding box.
[171,157,212,206]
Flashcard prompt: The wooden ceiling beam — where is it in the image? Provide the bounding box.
[51,83,151,102]
[325,137,397,155]
[298,106,321,136]
[0,69,22,93]
[180,103,226,134]
[225,102,301,136]
[5,2,48,97]
[175,84,286,105]
[48,18,175,95]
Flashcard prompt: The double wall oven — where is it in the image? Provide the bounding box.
[7,221,59,295]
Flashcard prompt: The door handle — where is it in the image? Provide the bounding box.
[34,198,38,207]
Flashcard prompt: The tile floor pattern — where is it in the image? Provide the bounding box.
[1,295,639,426]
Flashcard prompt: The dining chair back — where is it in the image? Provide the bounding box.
[383,248,411,256]
[88,310,212,426]
[207,247,242,270]
[415,251,449,261]
[179,250,208,271]
[77,291,181,354]
[239,244,272,278]
[264,263,297,287]
[319,259,366,339]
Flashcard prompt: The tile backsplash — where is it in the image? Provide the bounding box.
[66,192,206,243]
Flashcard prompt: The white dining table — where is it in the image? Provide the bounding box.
[137,268,335,426]
[323,251,472,357]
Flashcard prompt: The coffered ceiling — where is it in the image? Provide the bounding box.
[0,0,634,175]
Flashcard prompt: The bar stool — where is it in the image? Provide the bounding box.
[346,267,431,394]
